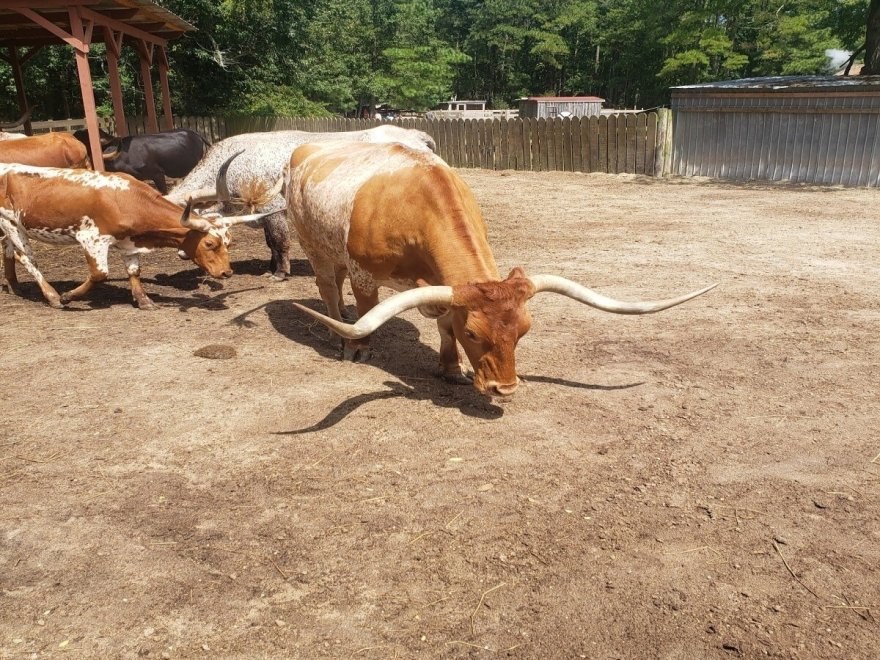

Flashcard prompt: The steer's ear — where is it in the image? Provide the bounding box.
[506,266,527,280]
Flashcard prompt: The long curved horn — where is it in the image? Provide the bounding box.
[186,150,243,205]
[179,197,217,233]
[293,286,454,339]
[215,210,276,226]
[0,109,31,129]
[102,144,121,161]
[529,275,717,314]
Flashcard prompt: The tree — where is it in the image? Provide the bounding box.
[379,0,468,109]
[865,0,880,73]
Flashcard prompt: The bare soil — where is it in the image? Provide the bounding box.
[1,171,878,659]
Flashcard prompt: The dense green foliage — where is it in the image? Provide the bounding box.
[0,0,873,121]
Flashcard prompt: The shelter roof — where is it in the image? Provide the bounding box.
[672,76,880,93]
[521,96,605,102]
[0,0,194,48]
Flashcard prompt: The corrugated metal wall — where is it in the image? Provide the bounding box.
[671,91,880,187]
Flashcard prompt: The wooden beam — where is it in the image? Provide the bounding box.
[136,39,158,133]
[1,0,98,8]
[68,5,103,171]
[157,45,173,130]
[7,47,33,135]
[79,6,167,46]
[10,7,87,52]
[103,27,127,137]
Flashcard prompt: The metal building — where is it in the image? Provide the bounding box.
[670,76,880,187]
[518,96,604,119]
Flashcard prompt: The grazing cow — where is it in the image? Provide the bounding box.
[167,125,437,281]
[0,162,267,309]
[0,132,90,168]
[73,128,211,194]
[286,141,716,397]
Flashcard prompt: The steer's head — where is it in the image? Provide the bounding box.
[177,198,272,279]
[448,267,534,396]
[293,268,718,399]
[179,226,234,279]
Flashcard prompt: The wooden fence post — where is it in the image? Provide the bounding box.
[655,108,674,177]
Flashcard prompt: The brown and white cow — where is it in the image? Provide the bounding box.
[0,162,266,309]
[286,141,716,397]
[0,132,91,169]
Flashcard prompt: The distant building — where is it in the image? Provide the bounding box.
[518,96,605,119]
[436,99,487,112]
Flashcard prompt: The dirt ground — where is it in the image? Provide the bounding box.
[1,170,878,659]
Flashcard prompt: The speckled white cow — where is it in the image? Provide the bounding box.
[166,125,436,281]
[0,163,267,309]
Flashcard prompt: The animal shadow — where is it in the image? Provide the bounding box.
[230,298,504,428]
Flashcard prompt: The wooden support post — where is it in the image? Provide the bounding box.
[7,46,32,135]
[136,40,158,133]
[104,27,127,137]
[157,46,173,130]
[68,6,103,171]
[654,108,674,177]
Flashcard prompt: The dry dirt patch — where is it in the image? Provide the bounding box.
[1,171,878,658]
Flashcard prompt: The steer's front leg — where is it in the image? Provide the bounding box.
[345,282,379,363]
[60,253,109,304]
[121,253,156,310]
[437,315,471,384]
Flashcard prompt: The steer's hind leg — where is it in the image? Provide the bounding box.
[0,210,62,307]
[2,236,18,293]
[121,254,156,310]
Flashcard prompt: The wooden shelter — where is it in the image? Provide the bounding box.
[0,0,194,171]
[518,96,605,119]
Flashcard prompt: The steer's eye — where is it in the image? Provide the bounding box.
[204,239,216,250]
[464,328,478,341]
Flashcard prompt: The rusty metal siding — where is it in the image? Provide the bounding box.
[671,80,880,187]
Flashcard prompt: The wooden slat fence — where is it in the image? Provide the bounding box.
[127,114,661,175]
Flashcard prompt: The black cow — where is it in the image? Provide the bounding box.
[73,128,210,194]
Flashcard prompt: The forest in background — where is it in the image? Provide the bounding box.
[0,0,874,121]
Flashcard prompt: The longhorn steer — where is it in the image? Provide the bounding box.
[0,133,90,168]
[0,163,266,309]
[73,128,211,194]
[167,125,436,281]
[286,141,716,397]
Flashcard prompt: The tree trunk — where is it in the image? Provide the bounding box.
[865,0,880,75]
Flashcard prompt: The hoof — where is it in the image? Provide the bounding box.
[136,299,158,311]
[343,344,371,363]
[47,298,64,309]
[264,272,287,282]
[441,371,473,385]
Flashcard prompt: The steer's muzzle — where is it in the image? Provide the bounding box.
[483,379,520,398]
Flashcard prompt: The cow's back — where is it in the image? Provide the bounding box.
[288,141,454,277]
[0,133,89,169]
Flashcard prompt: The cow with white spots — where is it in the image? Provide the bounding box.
[167,125,436,281]
[286,140,717,398]
[0,162,267,310]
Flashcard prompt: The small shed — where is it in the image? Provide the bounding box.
[518,96,604,119]
[670,76,880,187]
[437,99,487,112]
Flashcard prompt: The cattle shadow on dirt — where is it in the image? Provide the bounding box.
[230,297,648,433]
[229,297,504,426]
